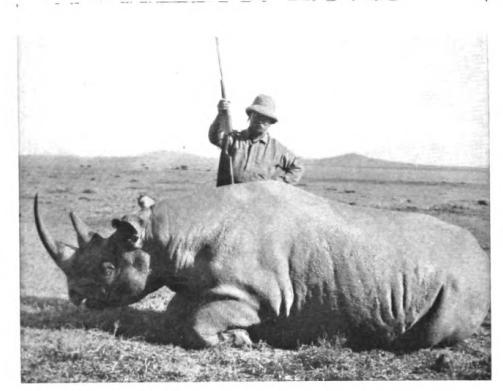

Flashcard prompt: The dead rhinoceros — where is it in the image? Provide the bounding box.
[34,181,490,350]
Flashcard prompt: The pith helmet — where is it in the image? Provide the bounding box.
[245,94,278,123]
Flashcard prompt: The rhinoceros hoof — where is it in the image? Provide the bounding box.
[217,329,253,347]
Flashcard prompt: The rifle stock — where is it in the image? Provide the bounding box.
[220,99,234,184]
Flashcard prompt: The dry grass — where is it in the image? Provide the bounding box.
[19,155,491,382]
[20,319,491,382]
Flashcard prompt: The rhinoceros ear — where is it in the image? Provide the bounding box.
[138,195,155,210]
[112,216,145,248]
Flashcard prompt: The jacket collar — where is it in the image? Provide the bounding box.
[245,130,270,144]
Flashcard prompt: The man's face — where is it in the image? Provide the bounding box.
[248,112,273,137]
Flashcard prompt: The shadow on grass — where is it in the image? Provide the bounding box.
[21,295,491,355]
[20,296,179,345]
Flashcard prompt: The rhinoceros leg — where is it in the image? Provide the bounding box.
[394,284,483,350]
[186,299,261,348]
[162,294,201,346]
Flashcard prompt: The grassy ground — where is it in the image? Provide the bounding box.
[19,156,491,382]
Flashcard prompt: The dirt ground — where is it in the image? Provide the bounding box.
[19,155,490,381]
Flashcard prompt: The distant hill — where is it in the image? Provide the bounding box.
[304,153,486,171]
[304,153,418,169]
[20,151,218,171]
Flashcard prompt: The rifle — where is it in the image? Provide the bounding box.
[215,37,234,184]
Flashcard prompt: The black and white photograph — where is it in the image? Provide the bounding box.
[3,0,501,384]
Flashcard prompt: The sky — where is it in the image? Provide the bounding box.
[17,2,490,167]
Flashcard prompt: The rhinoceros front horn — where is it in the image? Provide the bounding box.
[34,194,76,273]
[69,211,95,247]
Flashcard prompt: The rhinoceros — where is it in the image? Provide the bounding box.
[34,181,490,350]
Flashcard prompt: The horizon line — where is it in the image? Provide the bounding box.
[19,151,489,170]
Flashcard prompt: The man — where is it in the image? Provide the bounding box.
[209,94,304,187]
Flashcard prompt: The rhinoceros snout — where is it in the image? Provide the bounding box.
[69,289,86,307]
[84,299,107,310]
[69,290,106,310]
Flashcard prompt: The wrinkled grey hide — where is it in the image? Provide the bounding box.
[35,181,490,350]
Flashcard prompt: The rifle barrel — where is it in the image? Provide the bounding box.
[215,37,226,98]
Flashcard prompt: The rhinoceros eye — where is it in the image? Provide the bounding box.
[101,262,115,277]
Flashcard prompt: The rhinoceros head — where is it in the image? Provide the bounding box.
[34,194,153,309]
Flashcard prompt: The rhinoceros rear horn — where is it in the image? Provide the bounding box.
[69,211,95,247]
[34,194,76,273]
